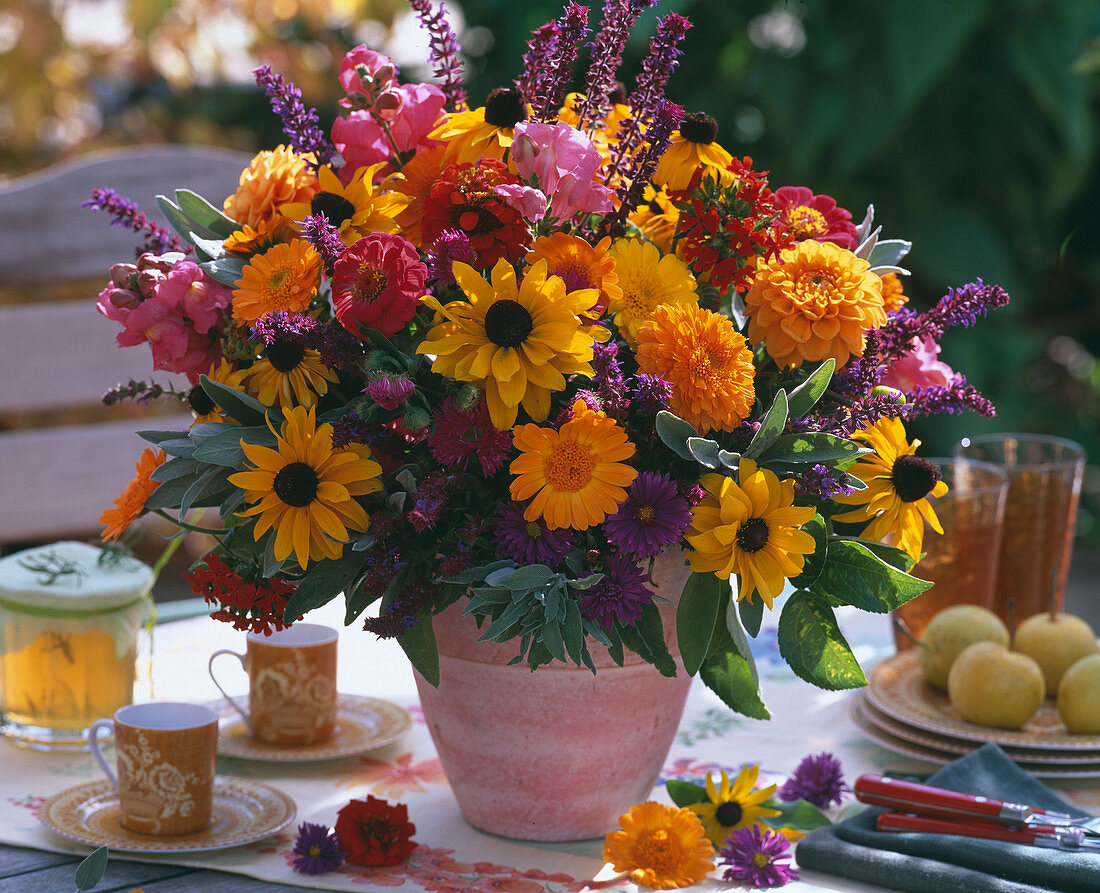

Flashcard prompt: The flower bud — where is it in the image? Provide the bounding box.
[372,89,404,122]
[109,262,137,288]
[403,407,431,432]
[872,385,907,405]
[374,63,396,88]
[454,384,481,412]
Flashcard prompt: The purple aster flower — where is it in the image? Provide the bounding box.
[330,410,373,449]
[719,825,799,888]
[904,377,997,419]
[495,501,573,565]
[604,472,692,558]
[408,472,452,532]
[578,553,653,631]
[291,821,344,875]
[83,188,188,256]
[779,751,849,809]
[426,228,475,285]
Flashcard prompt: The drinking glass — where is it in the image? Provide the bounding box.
[892,458,1008,650]
[954,434,1086,625]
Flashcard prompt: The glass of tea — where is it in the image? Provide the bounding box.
[954,434,1086,625]
[0,541,154,751]
[892,458,1008,650]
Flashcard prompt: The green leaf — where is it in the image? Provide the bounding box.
[193,426,274,467]
[852,537,918,573]
[176,188,239,238]
[541,617,567,663]
[150,456,201,483]
[142,475,193,510]
[179,465,225,517]
[738,594,763,638]
[777,590,867,690]
[786,359,835,418]
[790,514,829,589]
[201,376,271,427]
[190,234,227,261]
[698,623,770,720]
[760,798,833,834]
[138,428,191,446]
[666,779,708,808]
[156,436,196,459]
[686,436,722,469]
[867,239,912,269]
[655,411,700,461]
[156,194,201,245]
[724,587,759,688]
[619,600,677,677]
[744,389,788,458]
[675,571,723,676]
[718,449,741,469]
[74,845,109,890]
[815,538,931,613]
[487,565,553,590]
[284,551,364,620]
[400,611,439,686]
[759,433,870,465]
[200,256,248,288]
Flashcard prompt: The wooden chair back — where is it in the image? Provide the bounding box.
[0,145,250,545]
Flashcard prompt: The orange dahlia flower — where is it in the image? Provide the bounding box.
[100,448,165,542]
[222,145,318,230]
[879,271,909,313]
[635,303,755,435]
[744,240,886,369]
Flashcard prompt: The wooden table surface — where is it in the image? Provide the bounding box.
[0,842,305,892]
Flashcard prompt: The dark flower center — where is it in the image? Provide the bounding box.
[310,191,356,227]
[273,461,319,507]
[484,86,527,128]
[892,454,942,502]
[608,82,627,105]
[680,111,719,144]
[715,801,744,826]
[187,383,216,416]
[265,339,306,372]
[736,517,770,554]
[484,299,534,347]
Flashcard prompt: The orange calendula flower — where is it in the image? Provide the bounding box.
[879,271,909,314]
[510,399,638,531]
[222,145,318,230]
[100,448,166,542]
[223,217,295,257]
[527,232,621,316]
[391,144,450,248]
[832,416,948,562]
[279,163,407,245]
[744,239,887,369]
[232,239,322,324]
[635,302,755,436]
[603,801,715,890]
[686,460,817,609]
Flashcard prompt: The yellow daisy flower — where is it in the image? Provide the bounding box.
[629,184,681,254]
[245,344,339,410]
[603,801,715,890]
[429,87,527,164]
[832,417,948,561]
[687,766,781,846]
[607,237,697,347]
[652,112,734,192]
[744,239,887,369]
[232,239,322,324]
[188,359,250,425]
[635,302,756,436]
[510,399,638,531]
[228,406,383,570]
[417,259,598,430]
[279,163,408,245]
[687,460,817,608]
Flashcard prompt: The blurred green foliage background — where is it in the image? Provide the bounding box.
[3,0,1099,537]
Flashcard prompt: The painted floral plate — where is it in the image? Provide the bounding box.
[38,776,296,852]
[214,693,412,761]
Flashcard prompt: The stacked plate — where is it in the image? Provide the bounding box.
[850,649,1100,779]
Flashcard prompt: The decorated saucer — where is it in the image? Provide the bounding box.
[38,777,296,853]
[214,693,412,761]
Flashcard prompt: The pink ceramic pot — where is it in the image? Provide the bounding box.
[414,550,693,841]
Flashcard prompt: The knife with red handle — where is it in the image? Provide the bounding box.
[876,811,1100,851]
[854,774,1100,835]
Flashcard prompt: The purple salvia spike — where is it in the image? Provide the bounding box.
[878,279,1009,362]
[253,65,336,168]
[531,2,591,123]
[406,0,468,112]
[83,188,189,257]
[905,378,997,418]
[575,0,658,132]
[301,213,346,274]
[517,20,561,101]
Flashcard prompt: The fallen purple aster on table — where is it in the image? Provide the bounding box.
[291,821,345,875]
[779,751,849,809]
[719,824,799,888]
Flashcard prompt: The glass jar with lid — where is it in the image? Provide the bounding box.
[0,541,154,751]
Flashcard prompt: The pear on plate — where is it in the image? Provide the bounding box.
[1057,653,1100,734]
[1015,612,1098,693]
[947,640,1046,730]
[918,604,1009,690]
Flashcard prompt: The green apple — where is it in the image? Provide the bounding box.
[1057,653,1100,734]
[918,604,1009,690]
[948,641,1045,730]
[1015,613,1098,693]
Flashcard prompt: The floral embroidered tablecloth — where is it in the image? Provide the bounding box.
[2,599,1096,893]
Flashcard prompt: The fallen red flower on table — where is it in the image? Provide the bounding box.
[335,795,417,866]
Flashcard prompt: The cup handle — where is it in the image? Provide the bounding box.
[208,649,250,727]
[88,719,117,788]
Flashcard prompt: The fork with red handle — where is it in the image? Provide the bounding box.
[854,774,1100,852]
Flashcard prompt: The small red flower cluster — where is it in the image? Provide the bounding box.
[335,795,417,866]
[672,157,793,295]
[421,159,532,266]
[185,552,298,636]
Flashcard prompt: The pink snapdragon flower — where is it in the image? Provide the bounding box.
[510,121,613,221]
[880,336,956,392]
[493,183,548,221]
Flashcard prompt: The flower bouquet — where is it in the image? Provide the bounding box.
[93,0,1009,726]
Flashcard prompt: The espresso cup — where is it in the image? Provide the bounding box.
[208,623,338,745]
[88,702,218,836]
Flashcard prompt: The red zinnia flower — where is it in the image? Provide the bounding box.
[332,233,427,338]
[420,159,531,267]
[774,185,858,249]
[186,552,298,636]
[334,795,417,867]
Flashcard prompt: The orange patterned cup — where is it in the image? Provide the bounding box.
[208,623,338,745]
[88,702,218,836]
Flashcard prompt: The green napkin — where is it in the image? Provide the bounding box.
[796,742,1100,893]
